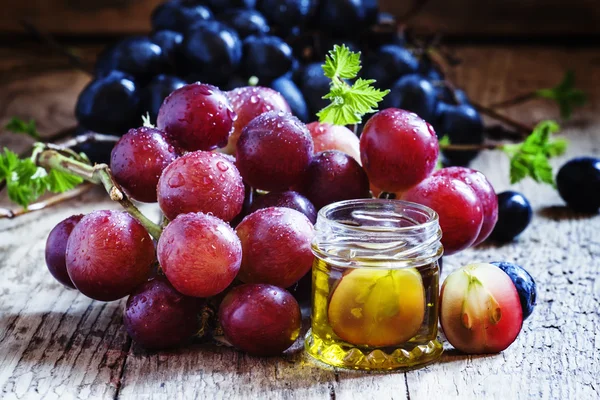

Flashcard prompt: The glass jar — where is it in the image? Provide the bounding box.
[305,199,443,371]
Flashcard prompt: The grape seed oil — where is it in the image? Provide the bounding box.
[304,199,444,370]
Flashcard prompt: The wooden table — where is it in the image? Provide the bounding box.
[1,41,599,399]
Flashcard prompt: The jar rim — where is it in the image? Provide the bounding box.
[317,198,439,233]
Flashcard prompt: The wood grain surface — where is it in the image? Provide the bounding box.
[1,43,599,399]
[0,0,599,37]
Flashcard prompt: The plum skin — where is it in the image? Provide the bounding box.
[440,263,523,354]
[219,283,302,356]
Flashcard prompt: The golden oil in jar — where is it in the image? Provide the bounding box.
[304,199,444,370]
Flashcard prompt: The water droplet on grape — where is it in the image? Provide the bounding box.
[168,173,185,188]
[216,161,229,172]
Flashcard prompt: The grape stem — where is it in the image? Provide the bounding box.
[488,92,537,109]
[0,183,94,219]
[439,143,504,151]
[36,148,163,240]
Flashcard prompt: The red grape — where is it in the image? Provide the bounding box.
[157,212,242,297]
[45,214,83,289]
[249,190,317,224]
[223,86,291,154]
[219,283,302,356]
[401,175,483,255]
[65,210,155,301]
[124,276,201,350]
[434,167,498,245]
[157,150,244,221]
[298,150,370,210]
[360,108,439,192]
[236,111,313,191]
[157,83,235,151]
[306,122,361,164]
[235,207,314,288]
[110,127,179,203]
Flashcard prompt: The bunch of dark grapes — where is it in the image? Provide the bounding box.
[74,0,482,166]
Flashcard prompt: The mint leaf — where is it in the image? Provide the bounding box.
[322,44,361,80]
[535,71,587,119]
[502,120,565,187]
[0,148,83,208]
[4,117,41,140]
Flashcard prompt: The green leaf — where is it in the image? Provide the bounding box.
[0,147,83,208]
[322,44,361,80]
[535,71,587,119]
[317,46,390,126]
[4,117,41,140]
[502,120,565,187]
[438,135,451,146]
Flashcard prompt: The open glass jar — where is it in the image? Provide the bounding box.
[305,199,444,370]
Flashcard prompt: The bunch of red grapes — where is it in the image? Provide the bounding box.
[45,82,498,355]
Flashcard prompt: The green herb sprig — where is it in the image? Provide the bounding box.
[535,71,587,119]
[317,45,389,125]
[0,147,83,207]
[4,117,41,140]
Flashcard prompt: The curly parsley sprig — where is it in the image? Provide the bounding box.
[317,45,389,125]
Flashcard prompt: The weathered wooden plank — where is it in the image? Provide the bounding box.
[0,44,599,399]
[1,0,599,36]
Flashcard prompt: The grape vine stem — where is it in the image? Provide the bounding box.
[36,149,163,240]
[439,143,503,151]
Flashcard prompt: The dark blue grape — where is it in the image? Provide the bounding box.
[270,76,309,122]
[365,12,404,48]
[491,261,537,320]
[219,9,270,38]
[385,74,438,122]
[364,45,418,89]
[258,0,316,28]
[491,191,532,242]
[299,62,331,119]
[241,35,294,82]
[150,30,183,70]
[435,86,470,106]
[75,71,140,135]
[436,103,483,166]
[224,75,250,90]
[181,21,242,84]
[94,36,168,84]
[418,58,444,81]
[205,0,256,13]
[318,0,378,37]
[556,157,600,213]
[71,126,118,165]
[140,75,186,123]
[151,0,213,32]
